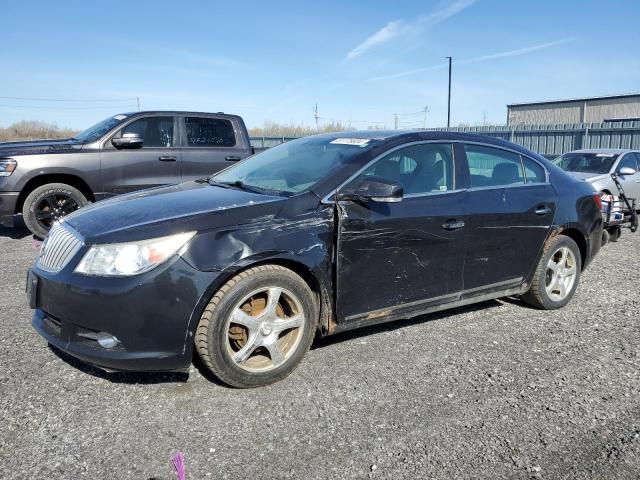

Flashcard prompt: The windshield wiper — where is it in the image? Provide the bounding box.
[207,178,265,194]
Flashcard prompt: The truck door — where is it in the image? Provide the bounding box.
[100,115,181,195]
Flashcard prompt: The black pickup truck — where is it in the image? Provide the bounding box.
[0,111,253,237]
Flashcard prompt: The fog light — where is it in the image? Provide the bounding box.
[96,332,119,349]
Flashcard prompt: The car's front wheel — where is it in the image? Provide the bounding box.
[195,265,317,388]
[23,183,88,238]
[522,235,582,310]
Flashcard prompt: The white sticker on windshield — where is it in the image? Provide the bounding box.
[113,114,128,120]
[330,138,370,146]
[596,153,614,157]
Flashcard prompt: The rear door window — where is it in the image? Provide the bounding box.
[185,117,236,147]
[120,116,175,147]
[522,157,547,183]
[464,144,524,187]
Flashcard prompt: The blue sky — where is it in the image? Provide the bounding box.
[1,0,639,130]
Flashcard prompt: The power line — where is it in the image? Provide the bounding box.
[0,104,138,110]
[0,96,139,103]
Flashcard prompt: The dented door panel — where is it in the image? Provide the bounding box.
[336,190,468,322]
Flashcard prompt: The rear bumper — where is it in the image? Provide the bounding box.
[0,192,20,226]
[29,256,222,372]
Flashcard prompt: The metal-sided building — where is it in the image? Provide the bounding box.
[507,93,640,126]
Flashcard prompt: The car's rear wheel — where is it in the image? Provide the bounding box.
[195,265,317,388]
[522,235,581,310]
[23,183,88,238]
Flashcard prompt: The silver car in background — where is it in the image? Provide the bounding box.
[553,149,640,202]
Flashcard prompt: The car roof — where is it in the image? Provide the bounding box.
[314,129,543,157]
[120,110,243,120]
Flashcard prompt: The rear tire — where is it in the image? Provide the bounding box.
[23,183,88,238]
[195,265,317,388]
[522,235,582,310]
[601,229,610,247]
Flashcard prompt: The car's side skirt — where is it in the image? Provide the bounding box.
[330,280,526,335]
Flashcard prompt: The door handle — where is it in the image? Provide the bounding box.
[441,220,465,231]
[534,205,551,216]
[158,156,177,162]
[225,156,242,161]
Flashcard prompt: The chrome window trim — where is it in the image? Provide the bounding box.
[322,139,550,204]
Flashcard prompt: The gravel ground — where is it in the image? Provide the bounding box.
[0,225,639,479]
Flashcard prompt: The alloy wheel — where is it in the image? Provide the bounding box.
[34,194,79,230]
[225,287,305,372]
[545,246,577,302]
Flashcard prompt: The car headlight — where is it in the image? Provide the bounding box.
[0,158,17,177]
[74,231,196,276]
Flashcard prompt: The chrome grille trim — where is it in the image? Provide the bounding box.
[37,222,84,273]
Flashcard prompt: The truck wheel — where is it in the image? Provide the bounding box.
[23,183,88,238]
[195,265,317,388]
[522,235,581,310]
[601,229,610,247]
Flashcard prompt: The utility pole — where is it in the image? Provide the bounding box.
[136,97,140,111]
[314,104,319,131]
[394,113,398,130]
[445,56,452,127]
[423,106,429,129]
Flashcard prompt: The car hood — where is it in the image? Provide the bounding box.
[64,181,287,243]
[0,138,83,156]
[563,171,610,183]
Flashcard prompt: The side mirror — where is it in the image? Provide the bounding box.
[111,132,143,149]
[338,176,403,203]
[618,166,637,176]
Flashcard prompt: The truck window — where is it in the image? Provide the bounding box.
[185,117,236,147]
[121,116,175,147]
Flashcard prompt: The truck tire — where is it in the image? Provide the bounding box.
[23,183,88,238]
[522,235,582,310]
[195,265,317,388]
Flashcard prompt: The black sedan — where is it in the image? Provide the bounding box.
[28,131,603,388]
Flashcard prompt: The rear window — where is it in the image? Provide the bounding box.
[185,117,236,147]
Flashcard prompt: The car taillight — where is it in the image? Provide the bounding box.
[593,193,602,210]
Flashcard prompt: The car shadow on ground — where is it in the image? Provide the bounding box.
[48,299,511,386]
[312,299,504,350]
[0,225,31,239]
[48,344,189,385]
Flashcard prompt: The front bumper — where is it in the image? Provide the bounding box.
[0,192,20,227]
[29,256,221,372]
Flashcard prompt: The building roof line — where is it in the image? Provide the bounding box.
[508,93,640,108]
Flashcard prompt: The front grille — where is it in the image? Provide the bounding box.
[37,222,83,272]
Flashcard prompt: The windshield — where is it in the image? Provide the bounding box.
[212,135,379,195]
[554,152,618,174]
[73,114,129,143]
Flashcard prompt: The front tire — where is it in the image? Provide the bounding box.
[195,265,317,388]
[522,235,582,310]
[23,183,88,238]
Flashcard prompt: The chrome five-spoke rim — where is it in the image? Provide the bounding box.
[226,287,305,372]
[545,246,577,302]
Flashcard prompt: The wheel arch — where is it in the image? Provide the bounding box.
[190,253,335,340]
[555,227,588,271]
[17,173,95,213]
